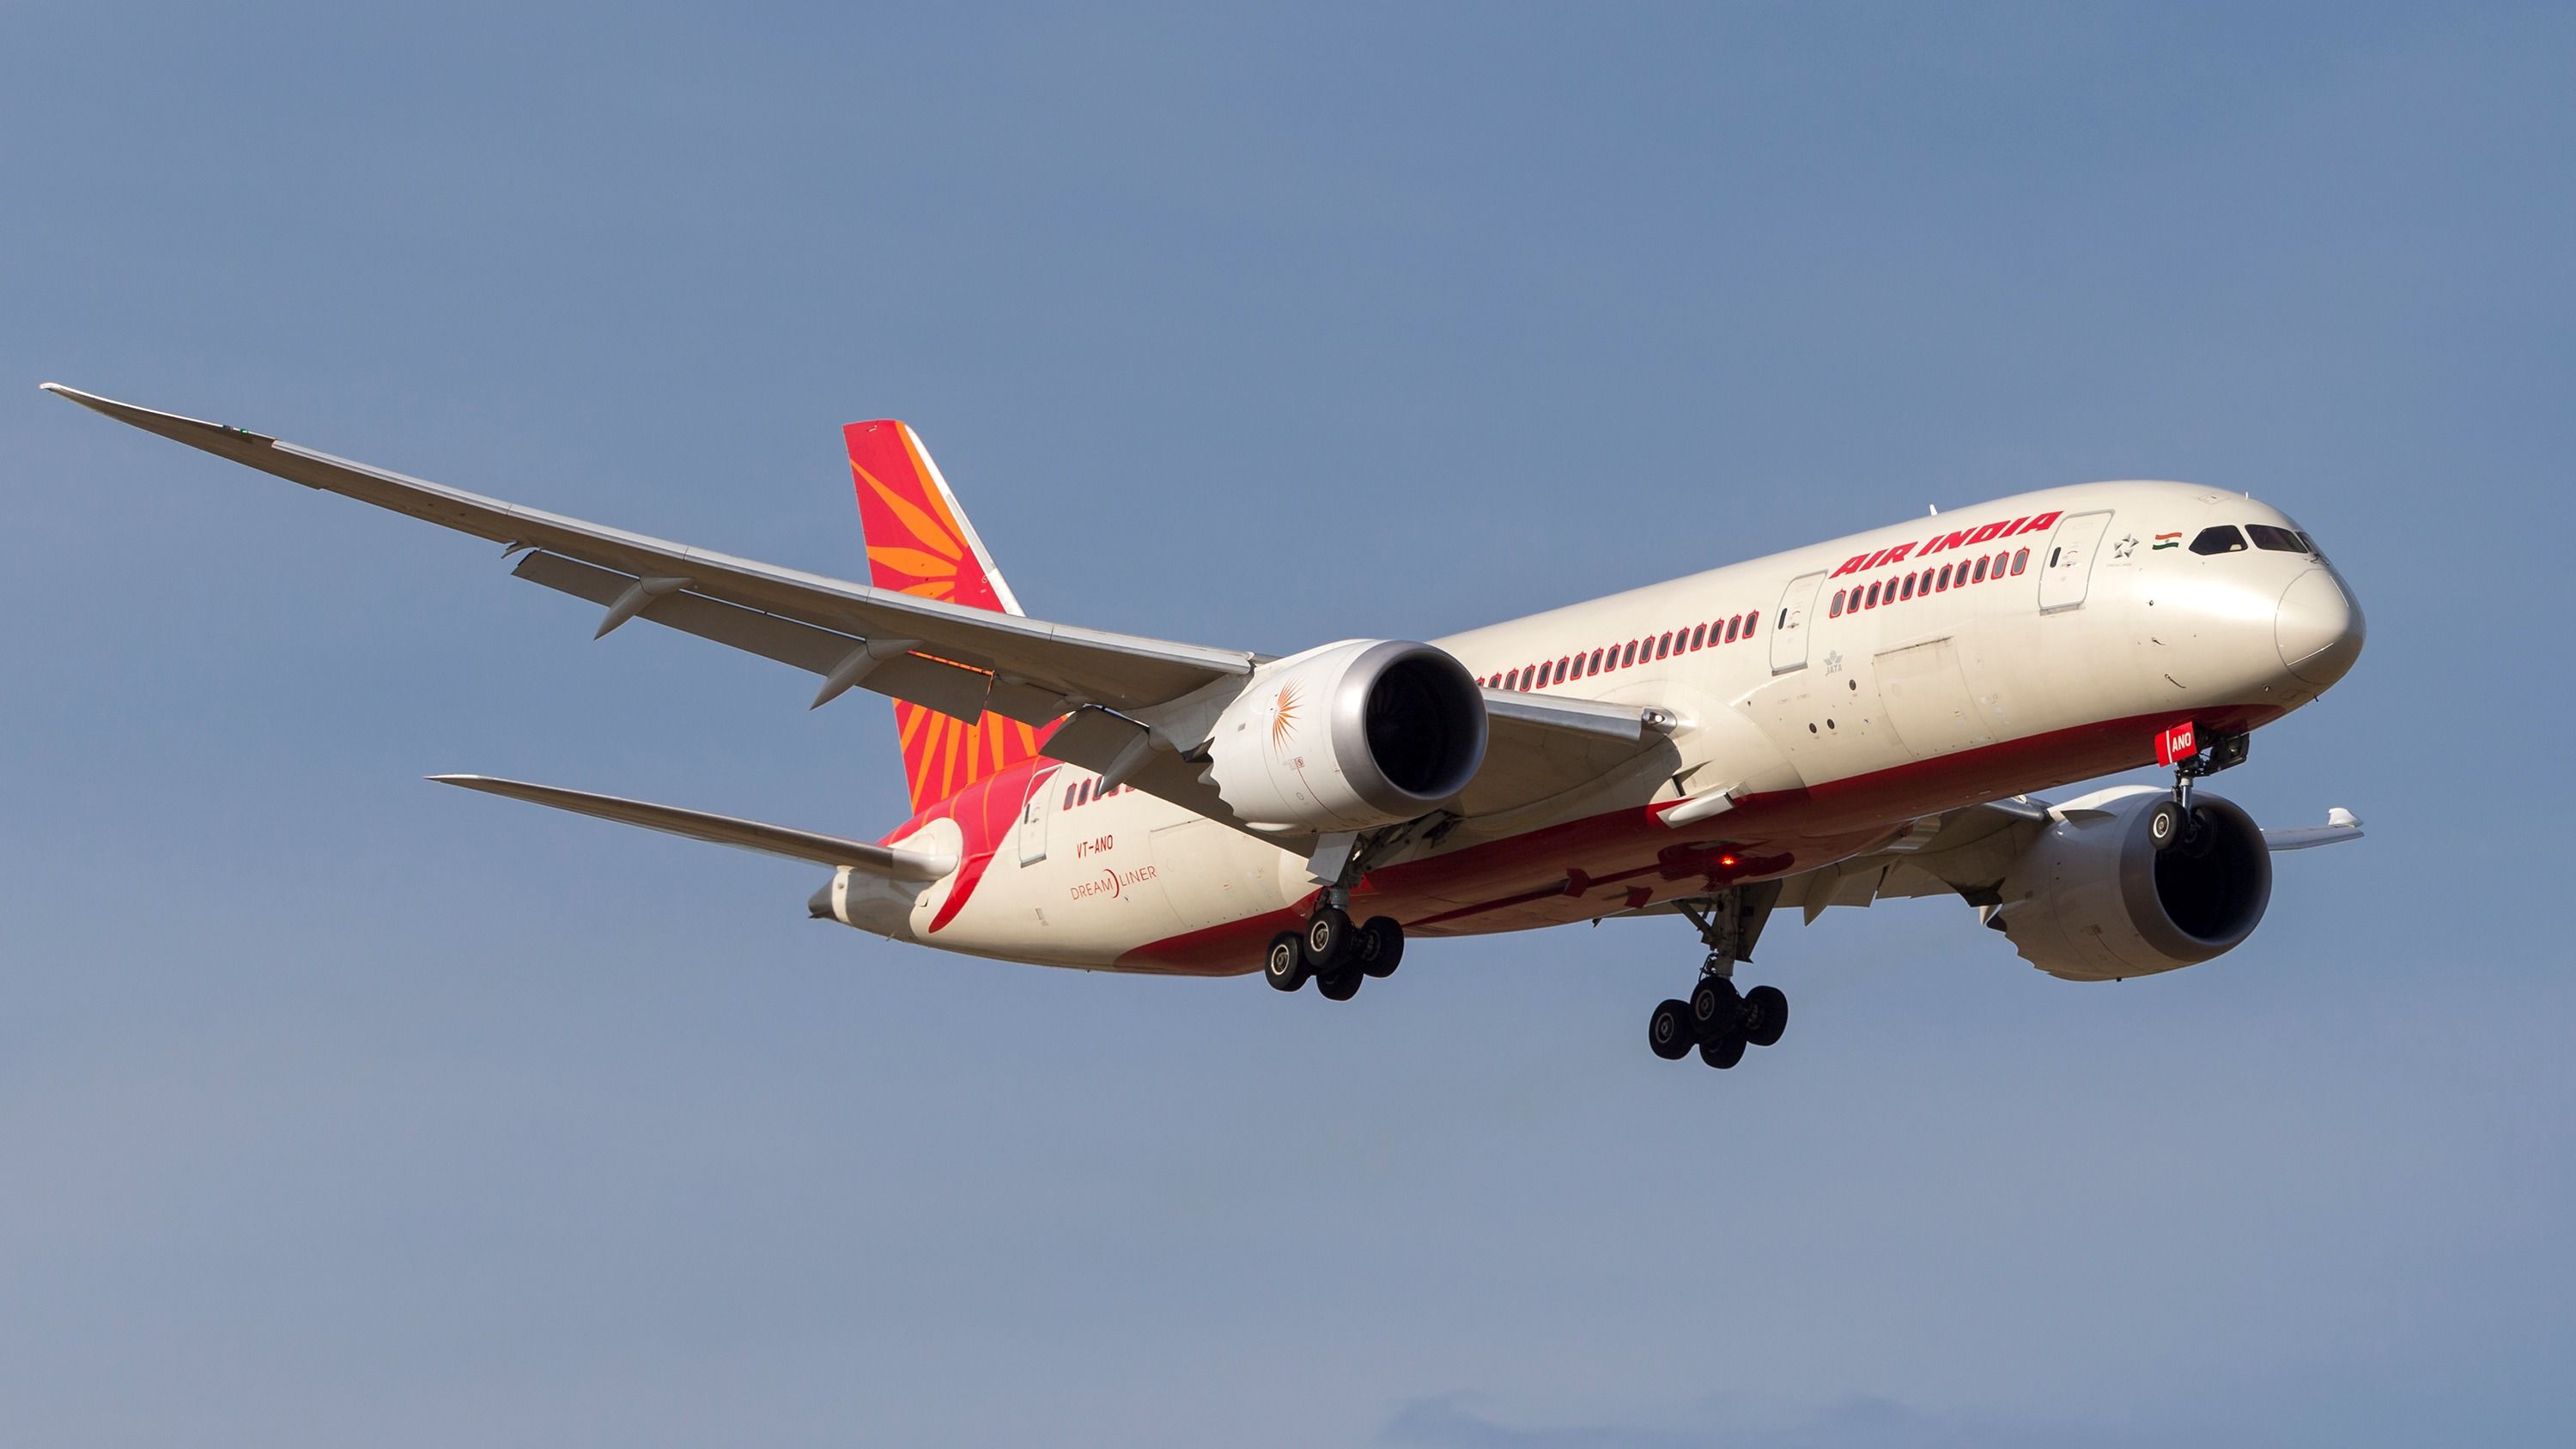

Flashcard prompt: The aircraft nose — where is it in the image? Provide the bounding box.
[2276,567,2365,687]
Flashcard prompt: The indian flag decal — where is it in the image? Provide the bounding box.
[2151,531,2184,549]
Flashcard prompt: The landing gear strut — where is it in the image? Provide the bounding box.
[1266,822,1431,1001]
[2150,727,2250,856]
[1646,883,1790,1071]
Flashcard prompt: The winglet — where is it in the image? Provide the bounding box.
[40,381,276,446]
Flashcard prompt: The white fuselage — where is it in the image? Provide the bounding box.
[830,480,2361,973]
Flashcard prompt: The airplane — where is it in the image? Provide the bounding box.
[43,383,2366,1072]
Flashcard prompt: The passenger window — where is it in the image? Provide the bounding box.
[1690,623,1707,650]
[1972,557,1988,583]
[1937,564,1953,591]
[1864,582,1880,609]
[1899,574,1915,601]
[1064,784,1078,810]
[1623,640,1639,668]
[1657,632,1673,659]
[2190,525,2248,555]
[1588,649,1604,676]
[1829,591,1844,617]
[1504,669,1518,690]
[2247,524,2305,553]
[2011,549,2028,574]
[1725,615,1741,641]
[1747,612,1759,638]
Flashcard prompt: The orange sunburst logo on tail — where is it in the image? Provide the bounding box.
[844,419,1044,815]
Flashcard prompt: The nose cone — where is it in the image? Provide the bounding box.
[2276,567,2365,686]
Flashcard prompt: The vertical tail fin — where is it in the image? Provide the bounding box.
[842,421,1046,814]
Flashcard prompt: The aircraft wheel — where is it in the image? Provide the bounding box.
[2178,806,2221,858]
[1315,967,1364,1002]
[1743,985,1789,1048]
[2148,799,2184,852]
[1263,932,1310,992]
[1689,975,1742,1037]
[1303,906,1352,970]
[1699,1028,1748,1070]
[1356,916,1404,979]
[1648,999,1697,1060]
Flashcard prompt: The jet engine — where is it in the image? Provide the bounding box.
[1199,639,1487,834]
[1993,785,2271,981]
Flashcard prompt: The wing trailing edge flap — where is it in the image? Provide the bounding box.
[429,774,956,879]
[1782,797,2050,923]
[509,551,1013,724]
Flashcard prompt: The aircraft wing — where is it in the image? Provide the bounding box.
[48,384,1664,837]
[1775,797,2366,923]
[43,384,1247,711]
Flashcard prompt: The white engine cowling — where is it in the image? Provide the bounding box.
[1995,785,2271,981]
[1200,639,1488,834]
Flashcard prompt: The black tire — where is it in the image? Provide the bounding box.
[1263,932,1309,992]
[2178,805,2220,859]
[1648,999,1697,1060]
[1743,985,1789,1048]
[1699,1029,1747,1070]
[1357,916,1404,979]
[1690,975,1743,1036]
[1316,967,1363,1002]
[2148,798,2184,852]
[1303,906,1352,969]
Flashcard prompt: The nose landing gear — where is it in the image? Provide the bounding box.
[1646,885,1789,1072]
[2150,724,2251,856]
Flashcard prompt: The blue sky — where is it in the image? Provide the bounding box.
[4,3,2570,1444]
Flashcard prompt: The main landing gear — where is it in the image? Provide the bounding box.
[1264,823,1427,1001]
[1265,905,1403,1001]
[1646,884,1789,1071]
[2148,727,2251,858]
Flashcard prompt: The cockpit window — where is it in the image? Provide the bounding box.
[2293,530,2323,557]
[2247,524,2307,553]
[2189,525,2249,555]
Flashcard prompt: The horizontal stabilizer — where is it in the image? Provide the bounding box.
[428,775,955,879]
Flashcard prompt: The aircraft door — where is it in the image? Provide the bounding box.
[1017,770,1052,866]
[1769,570,1828,674]
[2038,511,2113,613]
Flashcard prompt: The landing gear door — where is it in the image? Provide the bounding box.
[2038,511,2113,613]
[1769,570,1827,674]
[1017,770,1052,866]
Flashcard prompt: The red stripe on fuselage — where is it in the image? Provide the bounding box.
[1106,702,2285,975]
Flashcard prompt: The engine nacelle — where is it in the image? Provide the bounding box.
[1995,785,2271,981]
[1200,639,1487,834]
